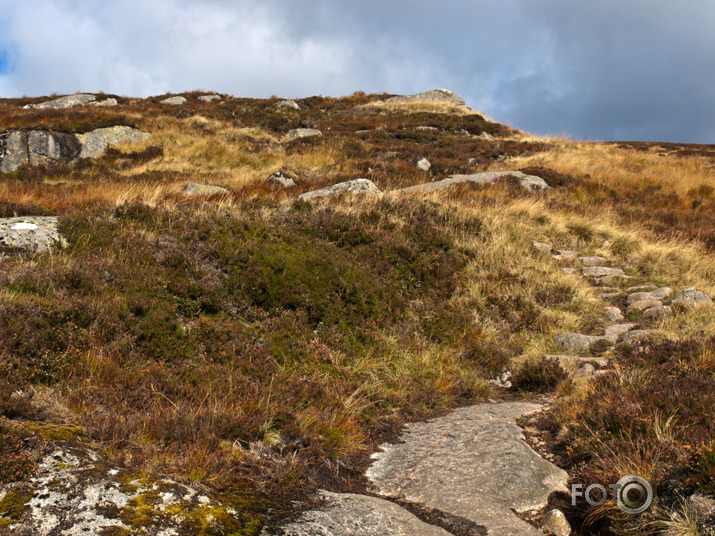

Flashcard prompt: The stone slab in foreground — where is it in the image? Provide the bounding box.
[262,491,451,536]
[0,216,63,252]
[366,402,568,536]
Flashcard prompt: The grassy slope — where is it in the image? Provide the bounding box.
[0,91,713,535]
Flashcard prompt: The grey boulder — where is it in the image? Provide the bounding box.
[555,333,608,353]
[266,171,296,188]
[160,96,187,105]
[0,217,64,252]
[299,179,381,201]
[626,299,663,315]
[417,157,431,171]
[261,491,451,536]
[77,126,150,159]
[283,128,322,142]
[604,307,625,322]
[0,131,30,173]
[198,94,221,102]
[627,287,673,305]
[643,305,672,320]
[579,256,607,267]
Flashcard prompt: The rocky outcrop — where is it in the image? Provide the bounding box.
[283,128,322,142]
[183,183,229,196]
[366,402,568,536]
[0,217,63,252]
[24,93,97,109]
[386,89,466,107]
[400,171,549,194]
[262,491,451,536]
[1,127,150,172]
[77,126,150,158]
[277,100,301,110]
[88,98,118,107]
[198,94,221,102]
[299,179,381,201]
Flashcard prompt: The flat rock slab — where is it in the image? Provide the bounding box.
[0,217,63,252]
[583,266,625,277]
[299,179,381,201]
[400,171,549,194]
[604,307,624,322]
[579,256,607,267]
[25,93,97,109]
[262,491,451,536]
[366,402,568,536]
[627,287,672,305]
[604,323,637,342]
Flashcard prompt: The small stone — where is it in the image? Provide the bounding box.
[604,307,624,322]
[276,99,301,110]
[532,241,553,254]
[198,94,221,102]
[183,183,229,196]
[627,299,663,315]
[627,288,673,305]
[671,288,713,308]
[417,157,431,171]
[553,250,580,260]
[604,323,637,343]
[161,96,187,105]
[266,171,296,188]
[299,179,381,201]
[574,364,596,379]
[643,305,672,320]
[542,508,571,536]
[283,128,322,142]
[583,266,625,277]
[579,256,607,267]
[563,267,577,274]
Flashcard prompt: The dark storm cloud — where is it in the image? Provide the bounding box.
[0,0,713,142]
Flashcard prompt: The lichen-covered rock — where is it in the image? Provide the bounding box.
[183,183,229,196]
[77,126,150,158]
[282,128,322,142]
[400,171,549,194]
[671,287,713,308]
[0,217,64,252]
[3,446,238,536]
[262,491,451,536]
[24,93,97,109]
[386,89,466,106]
[366,402,567,536]
[0,131,29,173]
[160,96,187,105]
[299,179,381,201]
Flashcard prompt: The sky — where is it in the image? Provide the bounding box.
[0,0,714,143]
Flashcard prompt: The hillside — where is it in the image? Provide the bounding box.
[0,89,713,536]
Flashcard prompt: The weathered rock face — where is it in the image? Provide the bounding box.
[24,93,97,109]
[77,126,150,158]
[0,217,63,252]
[366,402,568,536]
[400,171,549,194]
[160,96,187,105]
[1,127,150,172]
[671,287,713,308]
[298,179,381,201]
[0,131,29,173]
[183,183,229,196]
[261,491,451,536]
[283,128,322,142]
[386,89,466,106]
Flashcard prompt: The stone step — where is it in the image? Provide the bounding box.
[627,287,673,305]
[583,266,625,277]
[604,323,637,342]
[579,256,607,267]
[604,307,625,322]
